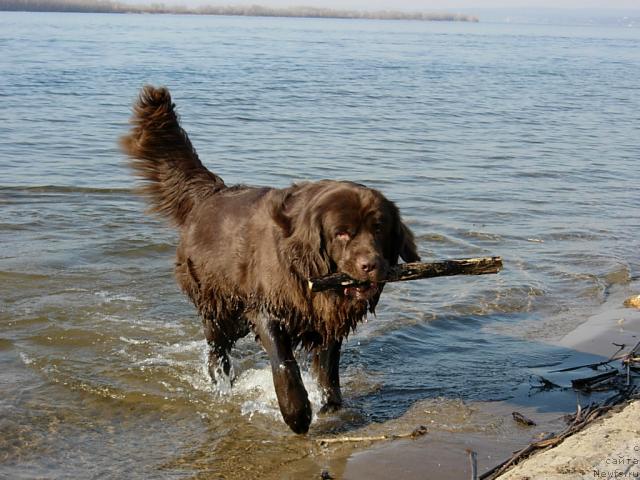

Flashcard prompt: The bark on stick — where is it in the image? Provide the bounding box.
[308,256,503,293]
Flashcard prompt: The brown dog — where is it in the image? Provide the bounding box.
[121,86,420,433]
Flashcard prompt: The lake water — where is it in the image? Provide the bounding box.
[1,11,639,479]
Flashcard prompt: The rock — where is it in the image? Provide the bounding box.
[623,295,640,309]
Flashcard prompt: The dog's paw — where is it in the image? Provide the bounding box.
[207,356,234,393]
[318,402,343,415]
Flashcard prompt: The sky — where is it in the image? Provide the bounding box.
[131,0,640,10]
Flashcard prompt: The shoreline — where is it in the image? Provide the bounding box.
[0,2,479,22]
[495,399,640,480]
[331,282,640,480]
[490,283,640,479]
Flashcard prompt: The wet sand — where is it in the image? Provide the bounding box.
[335,283,640,480]
[491,284,640,480]
[496,400,640,480]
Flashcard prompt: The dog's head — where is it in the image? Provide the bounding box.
[271,181,419,305]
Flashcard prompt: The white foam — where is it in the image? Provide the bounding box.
[103,313,186,333]
[232,367,324,422]
[94,291,140,303]
[172,344,228,395]
[19,351,35,365]
[134,338,325,425]
[138,356,180,367]
[157,340,203,355]
[118,336,150,345]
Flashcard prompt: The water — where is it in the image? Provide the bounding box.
[1,11,639,479]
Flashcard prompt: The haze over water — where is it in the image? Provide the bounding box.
[1,11,639,479]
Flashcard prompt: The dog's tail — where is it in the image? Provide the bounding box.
[120,86,225,226]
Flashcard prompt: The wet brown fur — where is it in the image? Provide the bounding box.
[121,85,419,349]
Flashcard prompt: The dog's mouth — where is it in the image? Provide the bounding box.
[343,282,379,301]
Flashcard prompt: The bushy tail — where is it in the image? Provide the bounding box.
[120,86,225,225]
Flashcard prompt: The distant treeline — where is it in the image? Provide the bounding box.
[0,0,479,22]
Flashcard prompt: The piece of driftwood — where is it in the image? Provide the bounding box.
[571,370,619,391]
[317,425,428,446]
[320,469,334,480]
[534,376,562,391]
[468,449,479,480]
[308,256,503,293]
[551,343,628,373]
[512,411,536,426]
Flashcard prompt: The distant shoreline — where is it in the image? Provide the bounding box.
[0,0,479,22]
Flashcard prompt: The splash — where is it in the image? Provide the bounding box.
[232,367,324,422]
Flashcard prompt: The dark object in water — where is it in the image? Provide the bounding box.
[512,411,536,426]
[468,449,479,480]
[121,86,422,434]
[320,469,334,480]
[571,370,619,391]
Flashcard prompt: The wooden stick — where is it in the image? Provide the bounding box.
[512,411,536,426]
[317,425,427,446]
[468,449,479,480]
[308,256,503,293]
[318,435,389,445]
[571,370,619,391]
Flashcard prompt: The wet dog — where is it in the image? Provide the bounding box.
[121,86,419,433]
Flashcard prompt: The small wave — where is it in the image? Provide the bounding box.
[0,270,52,281]
[99,313,186,333]
[546,230,606,242]
[416,232,454,243]
[518,170,561,179]
[19,351,35,365]
[138,356,181,367]
[157,340,205,356]
[67,381,127,401]
[19,351,128,402]
[603,263,631,288]
[462,230,504,242]
[118,336,151,345]
[95,291,140,303]
[102,240,175,257]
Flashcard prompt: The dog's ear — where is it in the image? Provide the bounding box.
[289,204,325,256]
[396,220,420,263]
[269,188,325,256]
[269,189,294,237]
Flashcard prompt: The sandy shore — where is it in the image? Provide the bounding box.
[492,285,640,480]
[496,400,640,480]
[335,283,640,480]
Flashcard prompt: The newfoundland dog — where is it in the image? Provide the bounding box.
[121,86,419,433]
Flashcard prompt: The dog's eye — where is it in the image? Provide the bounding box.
[336,231,351,241]
[373,222,383,234]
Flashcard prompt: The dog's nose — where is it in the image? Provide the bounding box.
[358,257,379,274]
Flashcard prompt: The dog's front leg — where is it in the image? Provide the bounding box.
[312,339,343,413]
[254,316,312,434]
